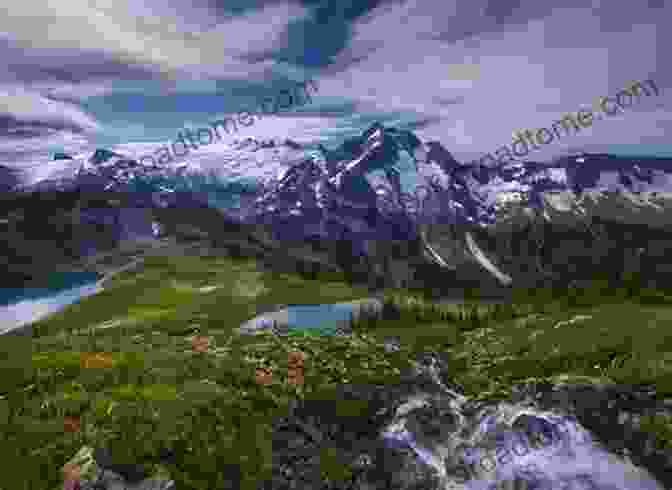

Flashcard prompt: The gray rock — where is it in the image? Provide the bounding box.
[260,349,670,490]
[61,446,175,490]
[382,336,401,353]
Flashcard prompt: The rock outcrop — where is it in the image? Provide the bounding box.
[260,350,671,490]
[4,125,672,294]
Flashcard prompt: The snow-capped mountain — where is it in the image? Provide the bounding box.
[21,138,309,213]
[246,122,672,287]
[10,122,672,290]
[29,123,672,235]
[251,123,672,230]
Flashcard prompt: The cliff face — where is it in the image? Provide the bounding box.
[249,125,672,292]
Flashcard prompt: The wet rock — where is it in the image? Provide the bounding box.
[61,446,175,490]
[509,381,672,488]
[258,350,670,490]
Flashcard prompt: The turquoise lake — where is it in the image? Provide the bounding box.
[0,270,367,336]
[0,271,101,334]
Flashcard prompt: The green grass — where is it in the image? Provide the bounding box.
[1,252,671,489]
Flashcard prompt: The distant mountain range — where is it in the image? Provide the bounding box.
[2,124,672,293]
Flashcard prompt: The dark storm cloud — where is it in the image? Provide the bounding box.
[0,114,90,138]
[0,0,669,172]
[314,0,670,162]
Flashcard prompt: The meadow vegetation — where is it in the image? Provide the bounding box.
[1,253,671,489]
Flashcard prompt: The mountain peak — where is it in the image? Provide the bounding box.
[90,148,124,165]
[53,152,73,161]
[363,121,385,136]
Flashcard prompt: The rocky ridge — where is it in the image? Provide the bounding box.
[3,123,672,294]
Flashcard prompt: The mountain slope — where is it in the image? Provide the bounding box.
[5,123,672,292]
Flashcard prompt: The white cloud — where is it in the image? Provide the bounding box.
[0,86,101,132]
[0,0,310,81]
[312,0,670,161]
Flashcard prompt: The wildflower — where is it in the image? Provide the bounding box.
[80,352,114,369]
[287,367,304,386]
[191,335,211,353]
[287,372,304,386]
[62,478,80,490]
[287,350,306,368]
[255,367,273,385]
[286,351,306,385]
[62,463,81,490]
[64,415,81,433]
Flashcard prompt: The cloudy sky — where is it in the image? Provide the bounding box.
[1,0,669,177]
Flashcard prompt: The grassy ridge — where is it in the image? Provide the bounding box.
[1,253,672,489]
